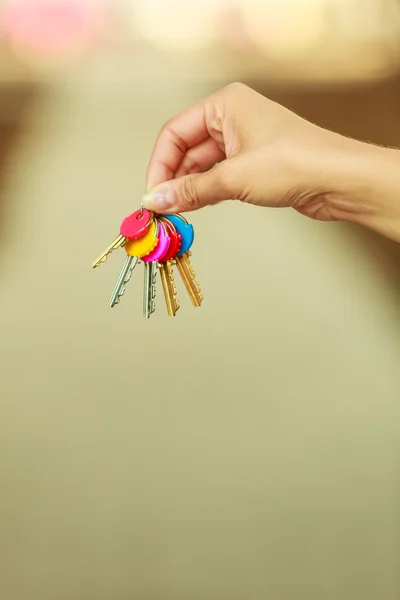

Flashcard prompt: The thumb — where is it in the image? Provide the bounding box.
[142,163,234,214]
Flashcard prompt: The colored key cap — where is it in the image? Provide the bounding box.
[142,219,170,263]
[93,206,203,316]
[163,214,194,257]
[125,220,159,258]
[159,218,182,262]
[120,208,153,240]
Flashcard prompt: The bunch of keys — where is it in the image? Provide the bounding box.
[92,207,203,318]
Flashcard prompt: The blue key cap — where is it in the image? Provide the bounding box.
[163,214,194,257]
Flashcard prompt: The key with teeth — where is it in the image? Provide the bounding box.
[175,251,203,307]
[107,218,158,308]
[143,261,157,319]
[108,255,139,308]
[158,260,179,317]
[92,235,126,269]
[93,207,203,317]
[158,218,182,316]
[92,208,153,268]
[163,214,203,307]
[140,219,171,319]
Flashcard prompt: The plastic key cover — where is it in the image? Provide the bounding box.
[159,219,182,262]
[125,221,158,257]
[120,208,153,240]
[163,214,194,256]
[142,220,170,263]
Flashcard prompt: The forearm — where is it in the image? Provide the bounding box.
[328,138,400,241]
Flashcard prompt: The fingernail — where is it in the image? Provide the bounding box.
[142,188,174,211]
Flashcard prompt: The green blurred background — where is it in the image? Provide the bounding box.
[0,1,399,599]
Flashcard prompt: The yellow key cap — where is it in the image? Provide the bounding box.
[124,220,158,258]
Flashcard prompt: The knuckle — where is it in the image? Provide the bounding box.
[160,119,172,136]
[181,155,201,175]
[161,122,188,155]
[226,81,246,96]
[215,164,233,199]
[167,128,188,155]
[178,176,200,209]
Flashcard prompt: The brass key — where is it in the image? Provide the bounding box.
[92,235,126,269]
[159,261,180,316]
[175,251,203,307]
[161,215,203,308]
[92,208,153,269]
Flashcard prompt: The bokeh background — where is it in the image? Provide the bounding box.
[0,1,400,599]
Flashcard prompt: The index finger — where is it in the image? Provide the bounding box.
[146,100,210,191]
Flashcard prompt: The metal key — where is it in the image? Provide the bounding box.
[163,214,203,307]
[92,235,126,269]
[143,261,157,319]
[108,254,139,308]
[159,260,180,317]
[140,218,170,317]
[92,208,153,269]
[158,218,182,316]
[141,218,177,317]
[175,251,203,307]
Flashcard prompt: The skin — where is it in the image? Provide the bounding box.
[143,82,400,243]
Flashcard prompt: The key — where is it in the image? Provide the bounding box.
[92,234,126,269]
[158,260,179,317]
[175,251,203,307]
[158,218,182,316]
[141,219,171,318]
[123,219,159,319]
[108,254,139,308]
[143,261,157,319]
[92,208,153,268]
[163,214,203,307]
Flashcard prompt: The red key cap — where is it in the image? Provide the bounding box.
[159,218,182,262]
[120,209,153,240]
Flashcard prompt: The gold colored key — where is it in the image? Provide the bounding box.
[159,261,180,316]
[175,251,203,307]
[92,235,126,269]
[92,208,154,268]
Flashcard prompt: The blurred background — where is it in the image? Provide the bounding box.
[0,1,400,599]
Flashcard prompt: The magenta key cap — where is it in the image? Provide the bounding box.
[120,209,153,240]
[142,219,171,263]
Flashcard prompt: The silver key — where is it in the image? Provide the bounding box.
[143,261,157,319]
[108,255,139,308]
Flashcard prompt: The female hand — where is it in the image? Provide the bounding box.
[143,83,400,241]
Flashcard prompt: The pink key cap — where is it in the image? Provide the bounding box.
[120,209,153,240]
[142,220,171,263]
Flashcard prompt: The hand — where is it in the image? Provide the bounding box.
[143,83,400,241]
